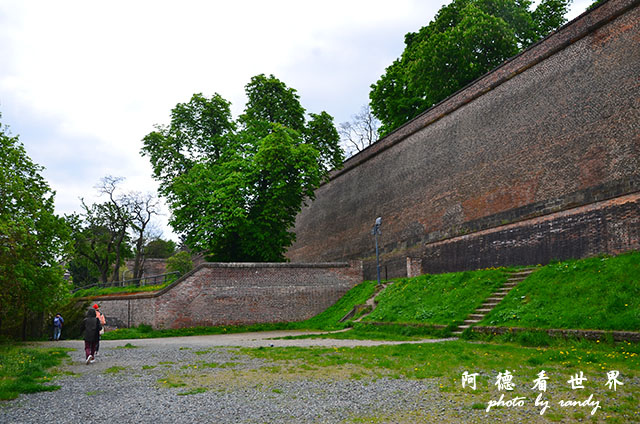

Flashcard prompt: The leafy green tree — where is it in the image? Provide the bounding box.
[166,251,193,276]
[370,0,571,136]
[67,255,101,288]
[144,238,177,259]
[67,208,131,285]
[67,177,134,284]
[141,74,343,262]
[0,116,71,339]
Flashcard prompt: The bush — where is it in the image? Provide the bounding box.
[166,251,193,275]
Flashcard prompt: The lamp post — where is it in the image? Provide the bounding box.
[372,217,382,285]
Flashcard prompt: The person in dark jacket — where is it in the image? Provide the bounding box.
[81,308,102,364]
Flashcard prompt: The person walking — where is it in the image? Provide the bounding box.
[93,304,106,356]
[52,313,64,341]
[81,308,101,364]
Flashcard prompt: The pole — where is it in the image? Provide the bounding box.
[375,231,381,286]
[372,217,382,286]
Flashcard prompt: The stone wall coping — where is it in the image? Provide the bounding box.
[196,262,353,269]
[326,0,639,183]
[83,261,357,302]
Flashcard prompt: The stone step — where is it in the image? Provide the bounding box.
[510,271,535,276]
[463,319,481,324]
[486,296,505,301]
[468,314,485,319]
[512,274,533,278]
[507,277,527,282]
[452,331,463,336]
[458,324,471,329]
[475,308,493,313]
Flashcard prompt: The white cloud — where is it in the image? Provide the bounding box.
[0,0,596,241]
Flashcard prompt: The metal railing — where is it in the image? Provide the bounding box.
[72,271,181,293]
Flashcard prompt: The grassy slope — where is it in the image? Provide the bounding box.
[363,268,508,326]
[481,251,640,331]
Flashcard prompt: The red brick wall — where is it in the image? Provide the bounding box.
[90,261,362,329]
[288,0,640,278]
[423,193,640,273]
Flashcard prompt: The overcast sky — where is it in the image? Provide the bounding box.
[0,0,594,241]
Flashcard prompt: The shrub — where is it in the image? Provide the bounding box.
[166,251,193,275]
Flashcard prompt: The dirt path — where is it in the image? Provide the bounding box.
[41,330,457,351]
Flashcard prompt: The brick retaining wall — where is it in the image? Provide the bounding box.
[422,192,640,273]
[88,261,362,329]
[288,0,640,278]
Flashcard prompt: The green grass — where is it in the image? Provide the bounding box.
[278,322,450,341]
[104,366,127,374]
[0,344,69,400]
[177,387,207,396]
[482,251,640,331]
[363,268,509,326]
[116,343,138,349]
[101,322,298,340]
[242,338,639,384]
[72,283,170,298]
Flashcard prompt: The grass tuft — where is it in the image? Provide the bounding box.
[0,344,69,400]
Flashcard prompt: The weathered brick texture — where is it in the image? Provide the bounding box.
[288,0,640,278]
[89,262,362,329]
[423,193,640,273]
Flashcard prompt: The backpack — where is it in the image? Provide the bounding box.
[53,316,61,327]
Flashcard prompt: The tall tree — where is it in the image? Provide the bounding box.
[338,104,380,157]
[141,74,343,262]
[126,192,161,279]
[370,0,571,136]
[98,176,132,283]
[68,177,133,284]
[144,238,177,259]
[0,116,71,338]
[68,202,128,284]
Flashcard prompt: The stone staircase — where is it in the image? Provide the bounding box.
[339,282,389,323]
[452,267,537,336]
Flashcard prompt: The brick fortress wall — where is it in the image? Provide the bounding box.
[88,262,362,329]
[287,0,640,278]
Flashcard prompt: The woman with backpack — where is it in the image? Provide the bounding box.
[92,304,106,356]
[81,308,102,364]
[52,313,64,341]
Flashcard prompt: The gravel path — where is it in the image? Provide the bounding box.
[0,332,604,423]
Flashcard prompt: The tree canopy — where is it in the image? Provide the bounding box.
[369,0,571,136]
[66,176,162,285]
[0,116,71,338]
[141,74,343,262]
